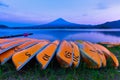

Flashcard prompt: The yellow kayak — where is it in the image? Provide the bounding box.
[56,40,73,68]
[12,41,49,71]
[36,40,59,69]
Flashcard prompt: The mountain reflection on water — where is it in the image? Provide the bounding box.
[1,29,120,42]
[27,32,120,42]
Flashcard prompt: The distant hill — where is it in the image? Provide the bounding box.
[0,25,8,28]
[96,20,120,29]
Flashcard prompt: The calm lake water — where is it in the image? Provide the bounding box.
[1,29,120,42]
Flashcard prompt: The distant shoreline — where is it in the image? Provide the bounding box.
[0,27,117,29]
[1,28,120,31]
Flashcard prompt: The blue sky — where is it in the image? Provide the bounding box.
[0,0,120,27]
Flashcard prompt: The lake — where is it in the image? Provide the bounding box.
[1,29,120,42]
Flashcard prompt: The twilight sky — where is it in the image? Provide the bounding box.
[0,0,120,27]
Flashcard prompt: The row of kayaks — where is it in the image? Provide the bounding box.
[0,38,119,71]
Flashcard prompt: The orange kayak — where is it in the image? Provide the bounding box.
[70,41,80,68]
[0,38,20,44]
[0,39,28,54]
[56,40,73,68]
[12,41,49,71]
[85,42,106,67]
[0,40,39,65]
[0,39,11,44]
[77,41,101,68]
[36,40,59,69]
[94,44,119,68]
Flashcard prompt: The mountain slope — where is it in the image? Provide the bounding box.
[0,25,8,28]
[34,18,93,29]
[96,20,120,29]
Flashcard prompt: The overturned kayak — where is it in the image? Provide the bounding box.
[94,44,119,68]
[85,42,106,68]
[77,41,101,68]
[0,39,12,44]
[12,41,49,71]
[70,41,80,68]
[0,39,28,54]
[0,38,24,44]
[36,40,59,69]
[0,40,39,65]
[56,40,73,68]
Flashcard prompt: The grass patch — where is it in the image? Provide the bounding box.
[0,63,120,80]
[0,46,120,80]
